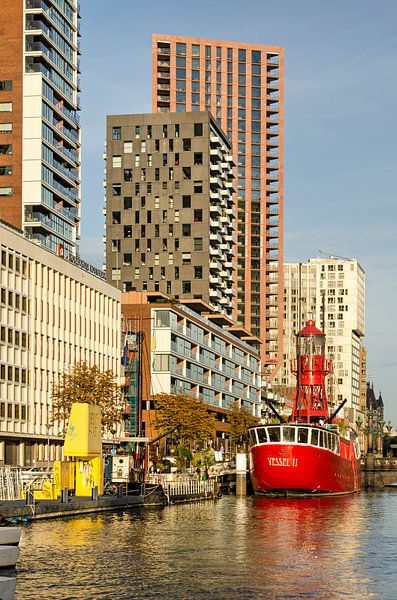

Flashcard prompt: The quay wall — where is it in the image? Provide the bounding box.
[361,456,397,489]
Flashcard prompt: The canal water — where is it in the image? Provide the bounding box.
[14,490,397,599]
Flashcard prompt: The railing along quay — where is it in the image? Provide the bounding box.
[146,475,217,504]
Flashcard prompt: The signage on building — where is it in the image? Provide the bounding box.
[67,255,107,281]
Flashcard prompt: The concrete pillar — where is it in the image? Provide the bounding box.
[19,442,25,467]
[0,441,4,466]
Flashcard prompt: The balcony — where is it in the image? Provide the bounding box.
[157,46,171,55]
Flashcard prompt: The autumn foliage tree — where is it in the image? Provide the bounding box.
[154,392,216,445]
[227,401,257,450]
[51,362,124,434]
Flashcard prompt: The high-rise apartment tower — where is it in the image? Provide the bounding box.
[273,258,366,425]
[152,34,284,376]
[105,111,236,316]
[0,0,81,257]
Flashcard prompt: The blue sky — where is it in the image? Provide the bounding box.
[78,0,397,422]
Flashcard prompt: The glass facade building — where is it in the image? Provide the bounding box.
[0,0,81,257]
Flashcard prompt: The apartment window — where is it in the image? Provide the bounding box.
[194,209,203,222]
[134,211,140,224]
[135,183,140,195]
[111,240,120,252]
[123,253,132,266]
[192,44,200,57]
[182,281,191,294]
[147,125,152,138]
[194,152,203,165]
[0,81,12,91]
[147,182,152,194]
[194,123,203,136]
[182,195,191,208]
[182,224,191,237]
[112,184,121,196]
[0,102,13,112]
[146,238,151,250]
[124,196,132,209]
[112,127,121,140]
[141,225,146,237]
[124,169,132,181]
[194,266,203,279]
[0,145,12,155]
[155,168,160,181]
[176,43,186,56]
[194,237,203,251]
[124,225,132,238]
[111,211,121,224]
[182,167,191,180]
[0,166,12,176]
[182,252,191,265]
[135,125,140,138]
[194,181,203,193]
[169,167,173,181]
[0,123,12,134]
[168,253,174,265]
[155,224,160,237]
[183,138,191,151]
[124,141,133,153]
[135,154,140,167]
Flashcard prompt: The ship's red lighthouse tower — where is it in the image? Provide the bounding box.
[291,320,332,424]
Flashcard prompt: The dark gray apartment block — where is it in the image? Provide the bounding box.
[105,111,236,316]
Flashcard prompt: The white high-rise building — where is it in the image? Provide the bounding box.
[274,257,365,424]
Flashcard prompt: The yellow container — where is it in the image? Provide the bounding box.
[64,403,102,458]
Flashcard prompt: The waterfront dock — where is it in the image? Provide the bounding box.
[0,480,217,521]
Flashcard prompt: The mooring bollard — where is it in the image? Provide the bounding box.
[61,487,69,503]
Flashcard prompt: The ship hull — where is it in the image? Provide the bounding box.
[249,438,361,497]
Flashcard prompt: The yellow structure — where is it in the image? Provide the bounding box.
[53,403,104,498]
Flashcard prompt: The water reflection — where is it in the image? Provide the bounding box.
[14,492,397,599]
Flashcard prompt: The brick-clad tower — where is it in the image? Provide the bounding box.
[0,0,81,257]
[152,34,284,377]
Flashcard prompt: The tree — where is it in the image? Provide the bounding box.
[51,362,124,434]
[153,392,216,445]
[227,401,257,450]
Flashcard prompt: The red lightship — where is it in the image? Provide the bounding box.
[249,320,361,496]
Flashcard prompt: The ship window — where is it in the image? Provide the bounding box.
[248,429,258,446]
[257,428,268,444]
[311,429,319,446]
[298,428,308,443]
[318,430,324,448]
[282,427,296,443]
[268,427,281,442]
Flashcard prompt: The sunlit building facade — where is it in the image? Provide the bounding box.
[152,34,284,376]
[0,220,120,466]
[0,0,81,257]
[273,258,365,425]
